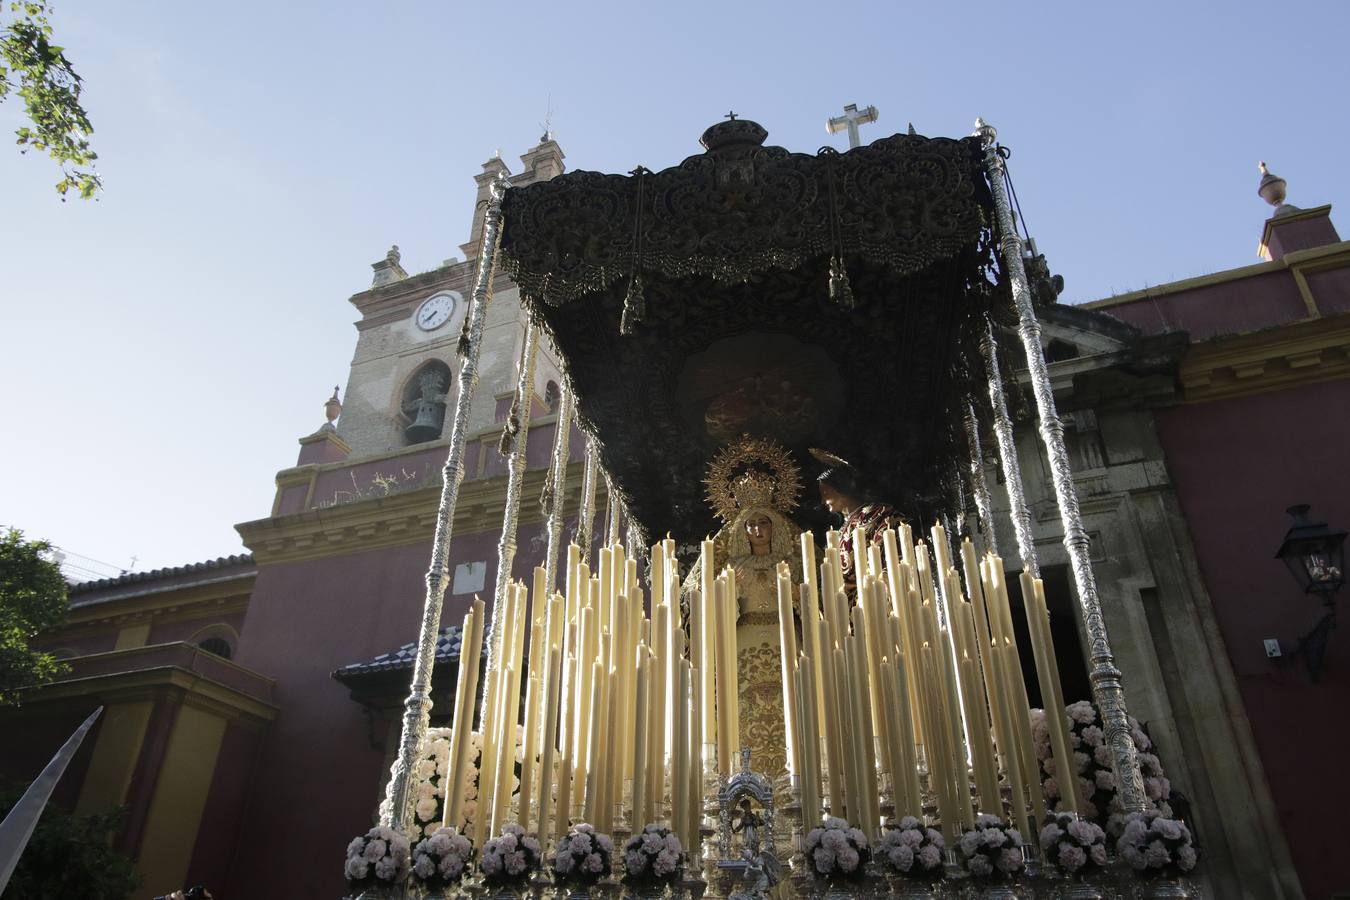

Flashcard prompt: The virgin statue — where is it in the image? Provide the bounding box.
[686,435,807,783]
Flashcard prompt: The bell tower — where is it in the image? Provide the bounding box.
[317,135,568,464]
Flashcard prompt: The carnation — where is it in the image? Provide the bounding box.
[482,823,541,886]
[878,818,943,880]
[958,817,1023,881]
[553,823,613,886]
[410,826,473,889]
[343,826,411,886]
[805,817,871,882]
[1114,810,1199,878]
[622,824,684,885]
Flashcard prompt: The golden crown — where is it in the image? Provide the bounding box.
[704,435,802,521]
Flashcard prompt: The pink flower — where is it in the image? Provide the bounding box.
[1068,701,1097,725]
[1058,843,1087,870]
[1144,840,1171,868]
[1153,818,1183,841]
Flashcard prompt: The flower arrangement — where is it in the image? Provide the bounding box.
[1039,813,1107,877]
[1116,810,1198,878]
[343,825,410,889]
[410,732,452,842]
[957,814,1024,881]
[1032,700,1174,834]
[480,823,543,887]
[622,824,685,885]
[876,816,944,880]
[552,823,615,886]
[410,825,473,890]
[804,817,870,882]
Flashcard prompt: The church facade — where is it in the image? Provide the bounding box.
[5,132,1347,900]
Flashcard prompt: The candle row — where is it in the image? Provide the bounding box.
[780,523,1075,843]
[440,524,1075,856]
[442,539,716,852]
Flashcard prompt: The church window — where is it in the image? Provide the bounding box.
[544,380,561,413]
[401,360,453,444]
[199,637,232,659]
[1046,338,1079,362]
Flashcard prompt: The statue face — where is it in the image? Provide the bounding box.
[744,514,773,554]
[818,481,856,516]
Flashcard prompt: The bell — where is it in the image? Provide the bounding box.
[403,369,448,443]
[404,401,446,443]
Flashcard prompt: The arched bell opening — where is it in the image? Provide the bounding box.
[399,359,453,445]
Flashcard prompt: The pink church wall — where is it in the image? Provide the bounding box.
[1155,378,1350,900]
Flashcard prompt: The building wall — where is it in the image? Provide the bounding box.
[1155,377,1350,900]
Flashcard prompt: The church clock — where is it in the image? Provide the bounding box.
[414,292,458,331]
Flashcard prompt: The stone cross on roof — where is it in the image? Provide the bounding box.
[826,103,879,149]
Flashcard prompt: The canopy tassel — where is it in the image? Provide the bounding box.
[829,255,854,309]
[620,273,646,335]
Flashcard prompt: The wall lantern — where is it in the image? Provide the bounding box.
[1274,504,1347,681]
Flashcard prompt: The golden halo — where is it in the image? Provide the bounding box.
[704,435,803,522]
[807,447,852,470]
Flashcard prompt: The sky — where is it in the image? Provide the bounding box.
[2,0,1347,576]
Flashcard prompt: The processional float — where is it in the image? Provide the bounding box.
[362,117,1184,899]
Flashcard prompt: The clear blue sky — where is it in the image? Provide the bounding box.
[3,0,1346,575]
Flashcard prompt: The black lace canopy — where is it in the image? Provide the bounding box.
[499,120,1000,543]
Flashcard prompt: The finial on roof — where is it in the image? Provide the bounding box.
[908,122,917,135]
[324,386,342,429]
[1258,161,1299,217]
[371,244,408,287]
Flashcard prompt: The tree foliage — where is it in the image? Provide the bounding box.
[1,1,99,198]
[0,528,69,705]
[0,787,140,899]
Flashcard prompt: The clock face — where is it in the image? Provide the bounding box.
[415,293,457,331]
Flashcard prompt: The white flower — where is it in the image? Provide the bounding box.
[968,854,992,877]
[345,857,370,881]
[1058,843,1087,870]
[373,855,398,881]
[363,839,387,861]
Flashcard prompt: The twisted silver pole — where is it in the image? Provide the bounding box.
[976,118,1147,812]
[542,386,574,595]
[576,439,600,563]
[485,324,540,678]
[963,399,999,557]
[381,173,510,832]
[980,318,1038,578]
[604,477,622,548]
